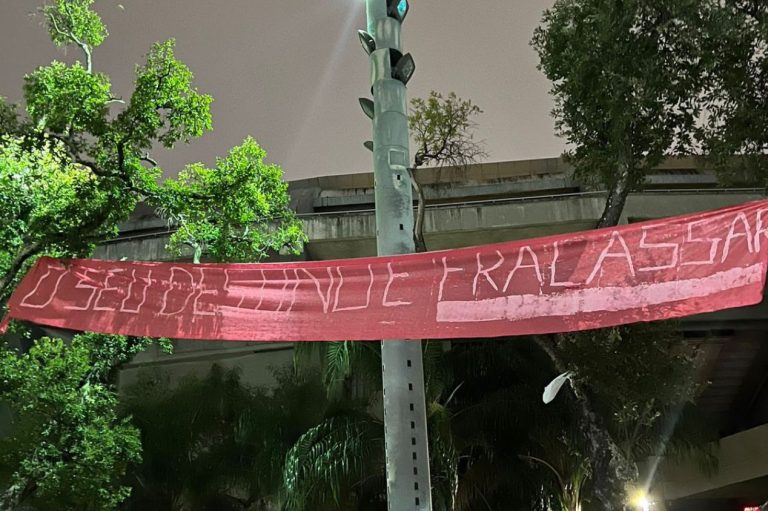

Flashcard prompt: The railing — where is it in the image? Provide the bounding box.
[99,187,765,244]
[297,187,766,218]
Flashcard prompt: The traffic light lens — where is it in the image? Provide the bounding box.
[402,59,414,76]
[387,0,409,21]
[393,53,416,85]
[397,0,407,18]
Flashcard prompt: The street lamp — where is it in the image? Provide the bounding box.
[630,489,653,511]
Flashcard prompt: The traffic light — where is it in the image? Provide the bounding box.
[386,0,413,85]
[387,0,409,22]
[358,0,415,131]
[357,1,415,90]
[392,53,415,85]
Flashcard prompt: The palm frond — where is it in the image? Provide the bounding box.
[423,340,453,403]
[324,341,352,399]
[294,341,382,401]
[293,342,326,375]
[282,412,383,511]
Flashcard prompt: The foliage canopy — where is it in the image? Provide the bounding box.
[0,332,166,510]
[0,0,305,508]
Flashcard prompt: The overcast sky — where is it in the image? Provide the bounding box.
[0,0,564,180]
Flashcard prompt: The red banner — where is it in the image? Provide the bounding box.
[3,200,768,342]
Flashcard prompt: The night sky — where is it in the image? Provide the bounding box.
[0,0,564,180]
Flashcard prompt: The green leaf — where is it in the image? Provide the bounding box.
[43,0,108,50]
[159,137,306,262]
[24,61,111,134]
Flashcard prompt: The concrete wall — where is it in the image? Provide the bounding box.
[656,424,768,501]
[119,341,294,390]
[100,191,764,261]
[287,156,716,213]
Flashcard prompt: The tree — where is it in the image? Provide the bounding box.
[557,324,715,469]
[531,3,725,508]
[285,342,388,510]
[699,2,768,184]
[532,0,710,228]
[0,0,303,300]
[0,137,158,510]
[434,340,568,511]
[159,137,305,264]
[0,0,304,507]
[122,365,276,511]
[0,331,168,510]
[0,136,114,297]
[0,0,212,301]
[408,92,486,252]
[121,364,379,511]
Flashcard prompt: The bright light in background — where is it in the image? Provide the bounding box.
[282,0,365,173]
[629,489,653,511]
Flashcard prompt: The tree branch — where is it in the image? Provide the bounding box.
[49,12,92,73]
[408,167,428,253]
[0,241,42,304]
[76,158,115,177]
[45,135,115,177]
[140,154,158,167]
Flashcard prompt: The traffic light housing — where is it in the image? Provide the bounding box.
[392,52,415,85]
[358,30,376,55]
[359,98,375,119]
[387,0,409,22]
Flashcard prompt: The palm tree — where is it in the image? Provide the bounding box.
[121,365,345,510]
[287,339,570,511]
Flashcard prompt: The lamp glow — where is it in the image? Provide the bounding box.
[629,490,652,511]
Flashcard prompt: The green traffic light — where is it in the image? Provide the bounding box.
[387,0,408,22]
[397,0,407,18]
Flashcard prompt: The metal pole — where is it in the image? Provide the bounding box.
[364,2,433,510]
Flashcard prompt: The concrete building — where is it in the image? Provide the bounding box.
[97,157,768,511]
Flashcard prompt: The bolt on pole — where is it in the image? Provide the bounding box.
[360,1,433,510]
